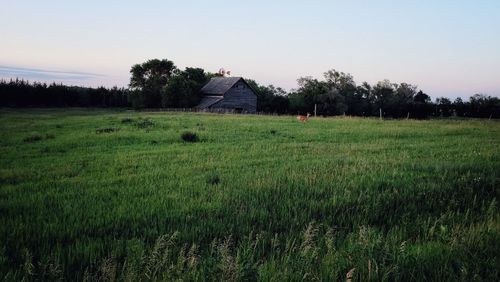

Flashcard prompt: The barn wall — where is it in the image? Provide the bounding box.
[211,81,257,113]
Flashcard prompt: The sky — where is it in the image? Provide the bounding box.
[1,0,499,99]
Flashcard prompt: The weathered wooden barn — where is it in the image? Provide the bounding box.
[196,77,257,113]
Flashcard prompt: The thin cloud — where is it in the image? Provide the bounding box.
[0,65,104,81]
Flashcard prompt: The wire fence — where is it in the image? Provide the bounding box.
[136,107,285,116]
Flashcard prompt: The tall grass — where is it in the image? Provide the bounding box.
[0,108,498,281]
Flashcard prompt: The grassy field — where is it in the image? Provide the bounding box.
[0,108,499,281]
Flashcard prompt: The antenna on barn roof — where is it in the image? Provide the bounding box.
[218,68,226,77]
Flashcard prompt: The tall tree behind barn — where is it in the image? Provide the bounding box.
[196,77,257,113]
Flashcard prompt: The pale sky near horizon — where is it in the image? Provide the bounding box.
[1,0,499,99]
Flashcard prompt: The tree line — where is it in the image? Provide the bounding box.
[1,58,499,118]
[0,79,130,107]
[287,70,500,119]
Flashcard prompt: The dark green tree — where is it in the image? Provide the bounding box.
[129,59,178,108]
[371,80,396,117]
[316,87,347,115]
[162,68,209,108]
[246,79,289,113]
[394,83,418,117]
[469,94,500,118]
[436,97,452,117]
[324,69,357,115]
[293,77,329,114]
[453,97,466,117]
[355,82,373,116]
[412,90,431,118]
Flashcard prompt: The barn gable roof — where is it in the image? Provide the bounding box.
[200,77,243,95]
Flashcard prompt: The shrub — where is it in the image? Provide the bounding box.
[181,132,198,143]
[136,118,154,129]
[206,174,220,185]
[197,123,206,131]
[23,135,43,143]
[121,118,134,124]
[45,133,55,139]
[96,128,119,134]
